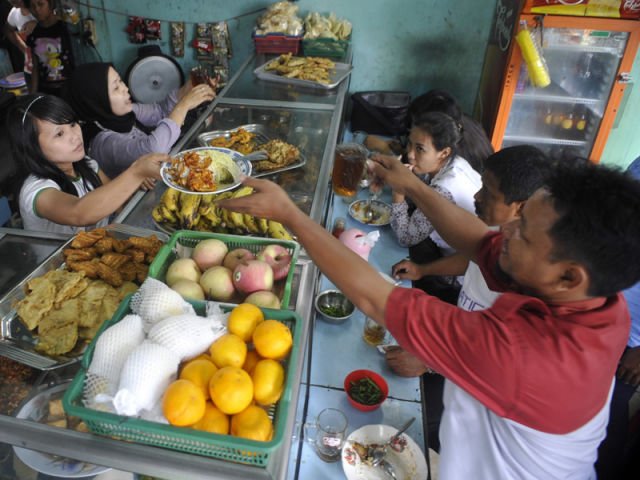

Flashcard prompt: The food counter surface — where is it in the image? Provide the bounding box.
[0,51,428,479]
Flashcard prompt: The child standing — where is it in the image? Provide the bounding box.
[24,0,74,95]
[3,0,36,85]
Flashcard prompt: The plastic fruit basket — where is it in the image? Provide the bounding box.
[253,33,302,55]
[147,230,300,309]
[302,37,350,58]
[63,295,302,467]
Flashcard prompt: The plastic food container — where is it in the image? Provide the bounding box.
[344,369,389,412]
[253,33,302,55]
[63,296,302,467]
[148,230,300,309]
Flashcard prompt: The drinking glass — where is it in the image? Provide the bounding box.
[304,408,348,462]
[331,143,368,202]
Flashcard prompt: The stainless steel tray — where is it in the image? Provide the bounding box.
[253,61,352,90]
[0,224,169,370]
[197,124,307,178]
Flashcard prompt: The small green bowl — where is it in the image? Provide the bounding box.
[314,289,355,324]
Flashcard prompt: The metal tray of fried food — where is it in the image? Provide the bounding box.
[253,60,352,90]
[197,124,307,178]
[0,224,168,370]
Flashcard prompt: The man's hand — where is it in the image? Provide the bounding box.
[392,259,425,281]
[385,346,430,377]
[368,154,419,197]
[618,346,640,386]
[216,176,299,225]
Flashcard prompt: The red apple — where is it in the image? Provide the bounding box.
[192,238,228,271]
[233,260,273,294]
[245,290,281,309]
[223,248,255,271]
[200,266,235,301]
[257,244,292,281]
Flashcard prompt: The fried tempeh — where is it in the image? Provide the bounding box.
[67,259,100,279]
[94,237,115,254]
[70,229,107,248]
[100,252,131,269]
[96,262,123,288]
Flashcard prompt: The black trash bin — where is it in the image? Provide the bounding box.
[350,91,411,136]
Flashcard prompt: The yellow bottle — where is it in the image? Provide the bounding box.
[516,29,551,88]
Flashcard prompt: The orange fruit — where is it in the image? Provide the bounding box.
[162,379,206,426]
[252,359,285,406]
[252,320,293,360]
[179,358,218,400]
[209,366,254,415]
[231,405,273,442]
[192,352,213,363]
[192,402,229,435]
[242,349,263,375]
[228,303,264,342]
[209,333,247,368]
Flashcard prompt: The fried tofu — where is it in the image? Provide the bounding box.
[15,279,56,330]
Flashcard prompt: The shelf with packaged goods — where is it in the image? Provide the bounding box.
[503,134,587,147]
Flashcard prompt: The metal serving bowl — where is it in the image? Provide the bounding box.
[314,289,355,324]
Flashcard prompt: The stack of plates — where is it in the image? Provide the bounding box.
[0,72,26,89]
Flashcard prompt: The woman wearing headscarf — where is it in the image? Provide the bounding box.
[65,62,215,179]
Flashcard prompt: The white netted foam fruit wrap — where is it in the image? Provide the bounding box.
[113,341,180,416]
[87,314,145,389]
[147,314,226,361]
[130,278,195,332]
[83,314,145,408]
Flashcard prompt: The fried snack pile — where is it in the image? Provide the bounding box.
[254,139,300,172]
[209,128,257,155]
[264,53,335,84]
[14,269,137,356]
[167,150,216,192]
[65,228,163,287]
[152,187,293,240]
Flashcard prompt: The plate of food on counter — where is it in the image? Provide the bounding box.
[13,381,112,478]
[254,53,352,90]
[198,125,307,177]
[160,147,252,195]
[348,199,392,226]
[0,225,167,370]
[342,424,428,480]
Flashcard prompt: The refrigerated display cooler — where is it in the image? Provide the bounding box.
[475,0,640,161]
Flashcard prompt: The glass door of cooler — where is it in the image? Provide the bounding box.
[503,26,629,158]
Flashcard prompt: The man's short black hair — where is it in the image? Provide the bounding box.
[546,162,640,297]
[484,145,554,204]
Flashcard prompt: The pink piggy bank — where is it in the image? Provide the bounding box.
[339,228,374,261]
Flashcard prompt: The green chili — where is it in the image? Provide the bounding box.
[349,377,382,405]
[320,304,348,317]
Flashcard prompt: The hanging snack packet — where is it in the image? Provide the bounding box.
[170,22,185,57]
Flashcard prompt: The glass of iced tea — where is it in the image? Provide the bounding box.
[331,143,368,201]
[362,316,387,346]
[190,66,209,86]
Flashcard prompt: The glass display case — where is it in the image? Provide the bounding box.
[0,50,352,480]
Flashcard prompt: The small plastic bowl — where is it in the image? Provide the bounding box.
[314,289,355,324]
[344,369,389,412]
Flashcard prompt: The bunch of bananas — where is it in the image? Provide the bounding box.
[152,187,293,240]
